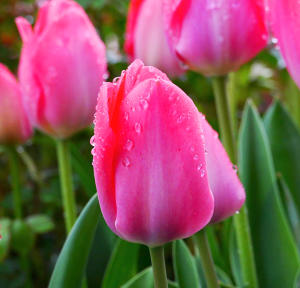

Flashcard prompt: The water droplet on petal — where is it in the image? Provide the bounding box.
[235,210,240,215]
[122,157,131,167]
[139,99,149,110]
[124,112,129,121]
[190,146,195,152]
[91,147,96,156]
[124,139,134,151]
[232,164,238,173]
[193,154,199,161]
[200,169,205,177]
[90,136,95,146]
[135,122,142,134]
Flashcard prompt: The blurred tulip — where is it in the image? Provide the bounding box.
[0,63,32,144]
[269,0,300,89]
[163,0,268,76]
[16,0,107,139]
[125,0,184,76]
[92,60,245,246]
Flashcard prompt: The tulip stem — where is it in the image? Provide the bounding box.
[212,76,258,288]
[194,229,219,288]
[149,246,168,288]
[56,139,76,233]
[6,145,22,219]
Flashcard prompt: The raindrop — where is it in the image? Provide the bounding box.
[90,136,95,146]
[135,122,142,134]
[124,112,129,121]
[232,164,238,173]
[200,169,205,177]
[235,210,240,215]
[124,139,134,151]
[113,76,120,84]
[177,115,184,124]
[91,148,96,156]
[139,99,149,110]
[193,154,199,161]
[122,157,131,167]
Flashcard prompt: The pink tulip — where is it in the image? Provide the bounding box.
[268,0,300,89]
[163,0,268,76]
[16,0,107,139]
[92,60,245,246]
[0,63,32,144]
[125,0,184,76]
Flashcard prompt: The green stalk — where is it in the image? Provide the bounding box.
[212,76,258,288]
[149,246,168,288]
[194,230,219,288]
[56,139,76,233]
[6,146,22,219]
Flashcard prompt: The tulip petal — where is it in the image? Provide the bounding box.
[164,0,267,75]
[94,70,214,245]
[125,0,184,76]
[269,0,300,89]
[201,117,245,223]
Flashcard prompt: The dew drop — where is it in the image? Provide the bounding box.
[90,135,95,146]
[91,147,96,156]
[124,112,129,121]
[185,126,191,132]
[200,169,205,177]
[235,210,240,215]
[193,154,199,161]
[232,164,238,173]
[113,76,120,84]
[122,157,131,167]
[135,122,142,134]
[177,115,184,124]
[139,99,149,110]
[124,139,134,151]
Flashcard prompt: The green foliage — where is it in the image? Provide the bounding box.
[239,102,300,288]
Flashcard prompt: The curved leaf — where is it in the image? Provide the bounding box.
[173,240,200,288]
[49,194,100,288]
[264,101,300,214]
[238,102,300,288]
[121,267,153,288]
[102,239,140,288]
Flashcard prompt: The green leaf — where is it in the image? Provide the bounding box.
[0,218,11,261]
[121,267,153,288]
[26,214,55,234]
[173,240,200,288]
[11,219,35,256]
[264,101,300,214]
[102,239,140,288]
[49,194,100,288]
[277,175,300,247]
[70,143,96,197]
[238,102,300,288]
[86,217,117,287]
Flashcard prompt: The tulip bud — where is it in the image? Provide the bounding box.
[92,60,245,246]
[268,0,300,89]
[163,0,268,76]
[125,0,184,76]
[0,63,32,144]
[16,0,107,139]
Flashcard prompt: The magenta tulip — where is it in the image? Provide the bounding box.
[125,0,184,76]
[0,63,32,144]
[268,0,300,89]
[92,60,245,246]
[163,0,268,76]
[16,0,107,139]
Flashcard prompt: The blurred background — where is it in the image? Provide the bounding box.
[0,0,300,287]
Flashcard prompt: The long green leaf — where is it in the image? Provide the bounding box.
[121,267,153,288]
[49,194,100,288]
[263,101,300,214]
[173,240,200,288]
[102,239,140,288]
[238,102,300,288]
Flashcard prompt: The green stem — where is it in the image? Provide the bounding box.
[56,139,76,233]
[149,246,168,288]
[6,146,22,219]
[212,76,258,288]
[194,229,219,288]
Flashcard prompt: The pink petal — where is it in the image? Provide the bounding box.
[201,116,245,223]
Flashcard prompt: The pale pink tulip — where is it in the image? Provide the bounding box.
[125,0,184,76]
[0,63,32,144]
[16,0,107,138]
[163,0,268,76]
